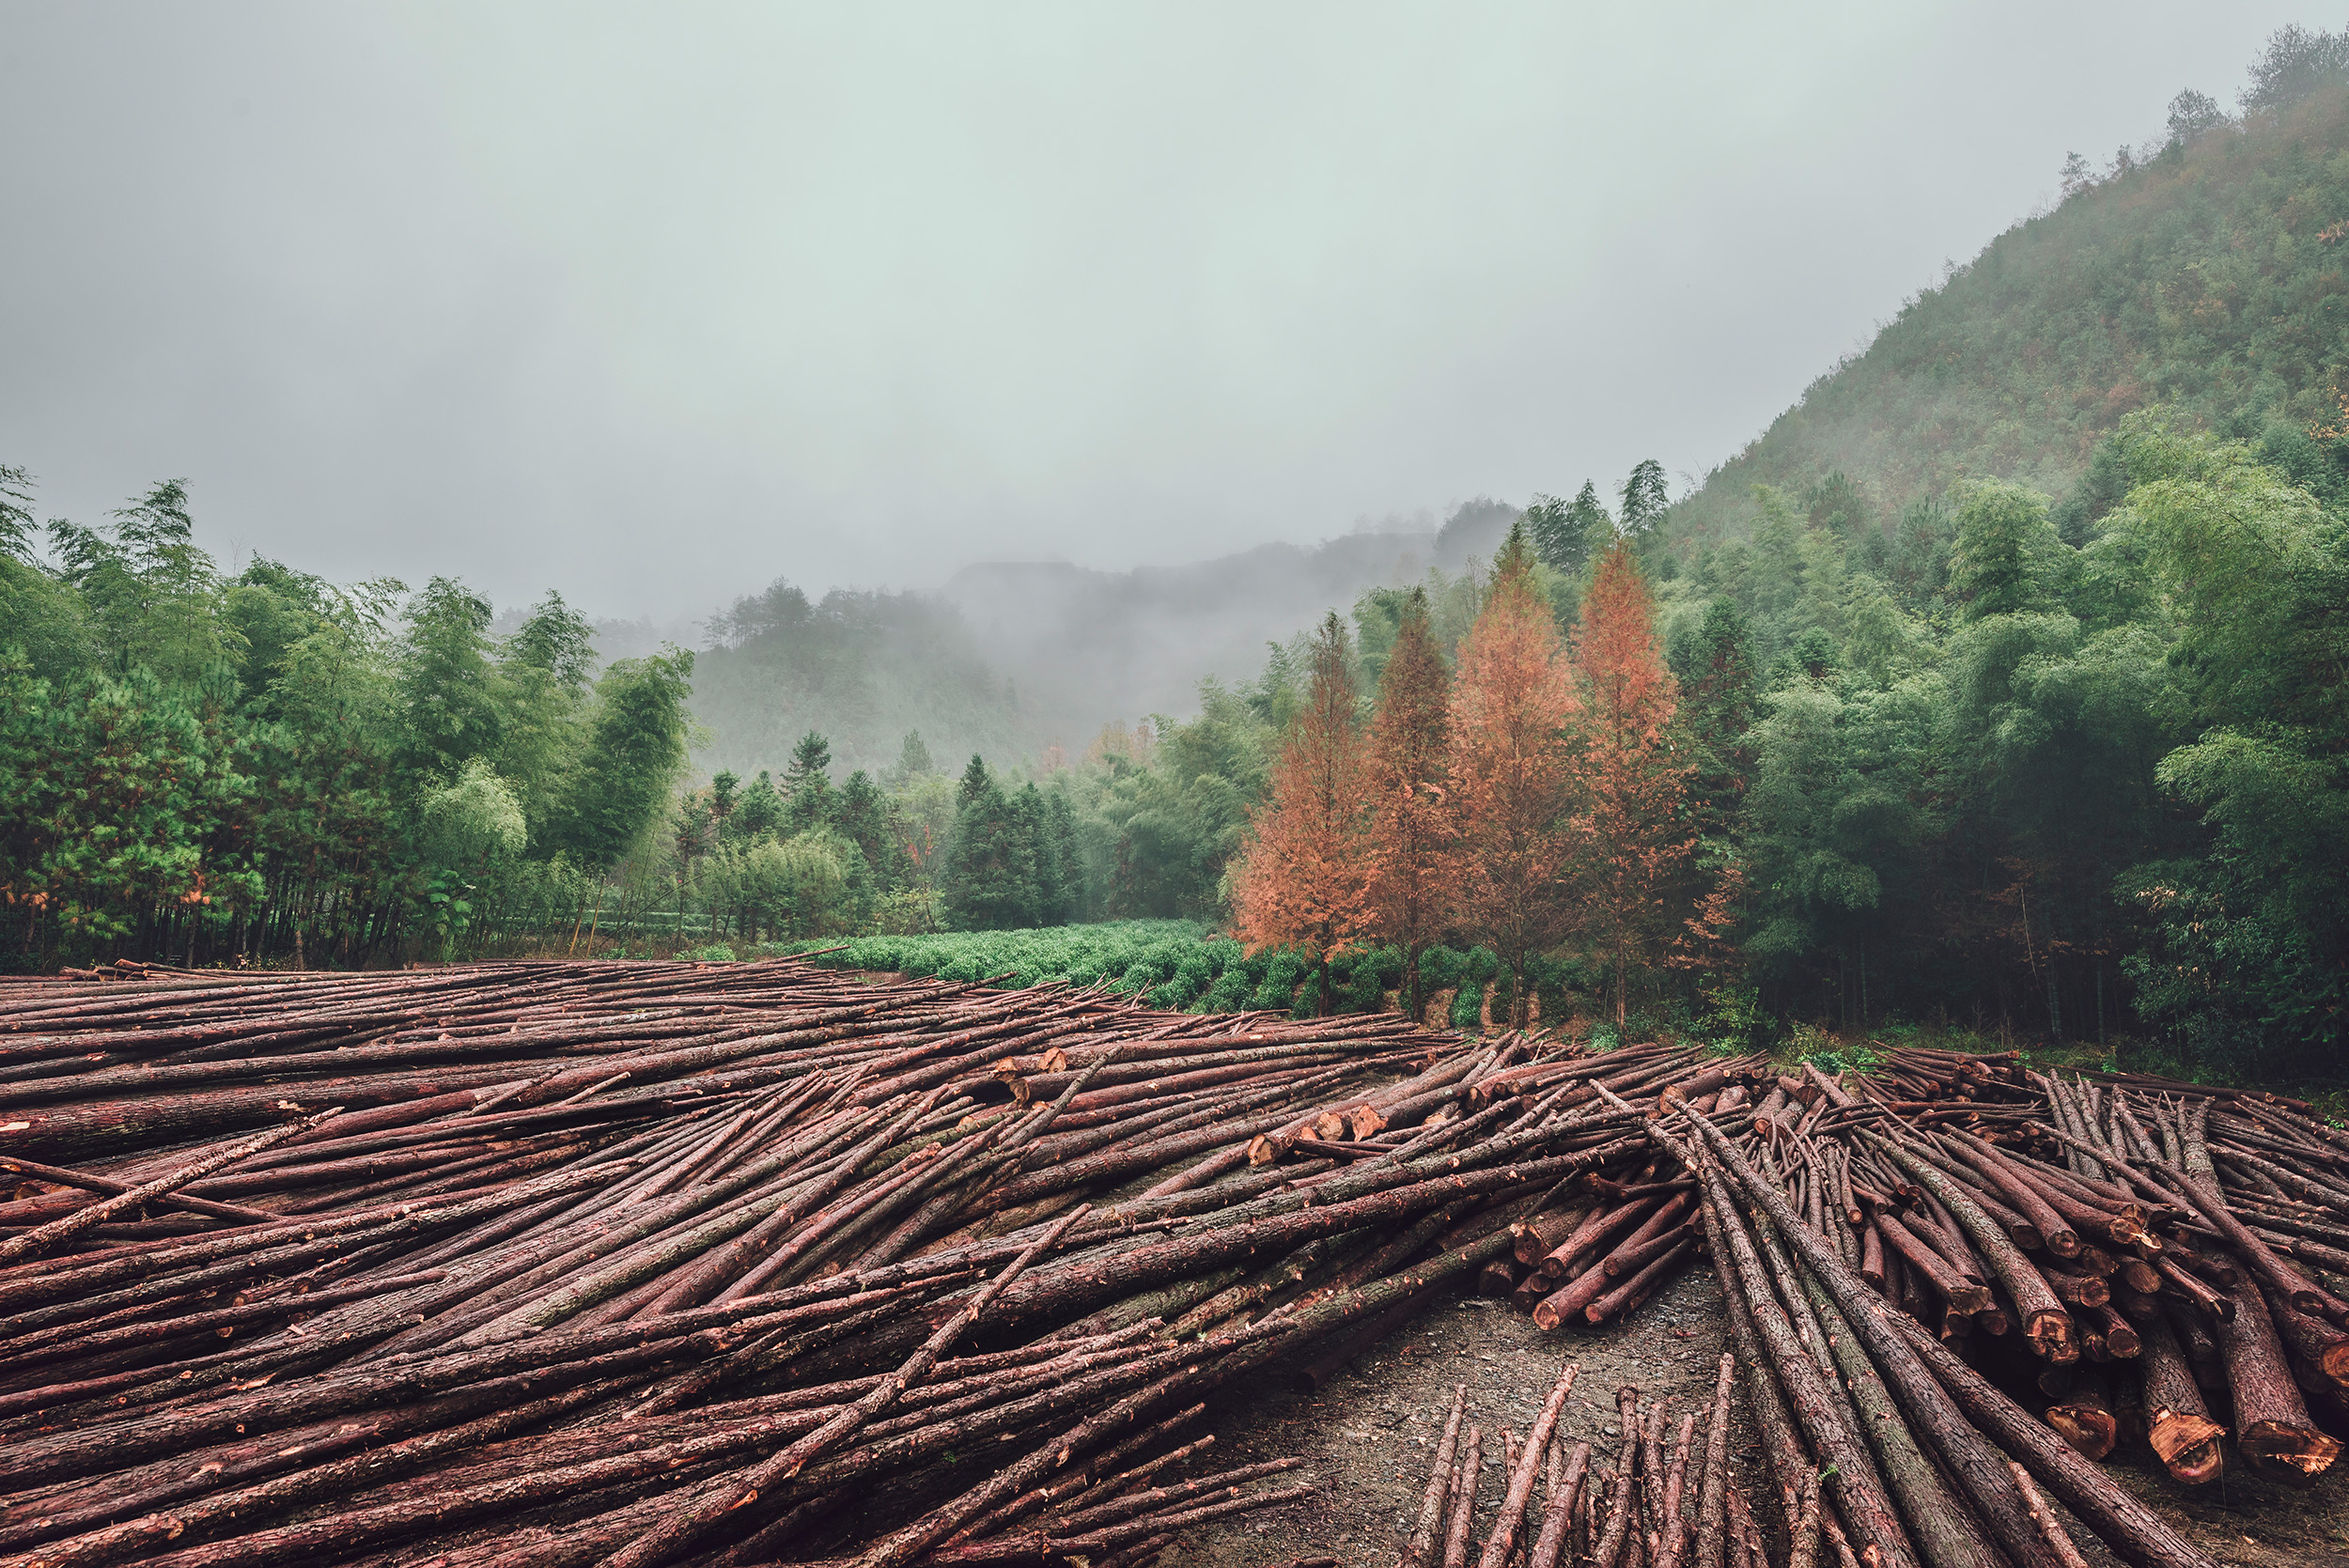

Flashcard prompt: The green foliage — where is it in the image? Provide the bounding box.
[546,649,696,873]
[1525,482,1613,578]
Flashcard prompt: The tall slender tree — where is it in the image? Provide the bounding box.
[1230,613,1373,1015]
[1447,526,1578,1026]
[1362,588,1454,1020]
[1618,460,1671,537]
[1565,543,1728,1025]
[783,731,835,832]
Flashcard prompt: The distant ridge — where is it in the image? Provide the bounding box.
[941,528,1440,746]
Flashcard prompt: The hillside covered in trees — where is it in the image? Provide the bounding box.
[1668,30,2349,549]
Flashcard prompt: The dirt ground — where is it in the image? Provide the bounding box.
[1164,1264,2349,1568]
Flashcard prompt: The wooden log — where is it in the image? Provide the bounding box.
[1588,1391,1640,1568]
[1690,1180,1917,1568]
[2044,1367,2116,1460]
[2121,1306,2225,1485]
[1874,1211,1993,1314]
[1662,1103,2092,1568]
[1514,1205,1593,1267]
[2211,1278,2341,1485]
[1475,1362,1579,1568]
[1401,1386,1467,1568]
[1525,1439,1590,1568]
[1869,1135,2075,1363]
[1584,1238,1693,1326]
[1691,1352,1734,1568]
[2004,1461,2091,1568]
[2258,1281,2349,1390]
[1440,1426,1484,1568]
[1886,1312,2220,1568]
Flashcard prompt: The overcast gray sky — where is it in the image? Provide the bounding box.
[0,3,2309,619]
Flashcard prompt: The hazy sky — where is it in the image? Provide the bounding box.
[0,4,2309,618]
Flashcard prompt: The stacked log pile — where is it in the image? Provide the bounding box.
[0,961,2341,1568]
[0,960,1710,1568]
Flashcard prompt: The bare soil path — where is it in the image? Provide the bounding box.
[1169,1267,2349,1568]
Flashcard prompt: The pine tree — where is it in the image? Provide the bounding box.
[1230,613,1373,1015]
[1564,544,1729,1025]
[1446,526,1577,1026]
[1046,791,1083,922]
[885,729,934,787]
[783,731,834,832]
[833,769,909,889]
[942,776,1038,930]
[727,770,784,842]
[1362,588,1454,1020]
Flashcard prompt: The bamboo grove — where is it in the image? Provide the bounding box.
[1,473,695,971]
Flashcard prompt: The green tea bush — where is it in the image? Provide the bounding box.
[763,920,1529,1029]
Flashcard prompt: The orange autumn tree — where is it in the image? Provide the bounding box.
[1448,526,1578,1027]
[1565,541,1734,1025]
[1362,588,1454,1022]
[1230,612,1373,1015]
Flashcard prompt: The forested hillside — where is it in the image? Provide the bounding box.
[683,516,1517,780]
[1670,53,2349,551]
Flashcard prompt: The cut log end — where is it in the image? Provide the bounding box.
[2146,1408,2226,1485]
[2044,1403,2117,1461]
[2238,1421,2342,1486]
[2025,1309,2078,1364]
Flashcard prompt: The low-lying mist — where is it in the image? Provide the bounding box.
[677,498,1522,780]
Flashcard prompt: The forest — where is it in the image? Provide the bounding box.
[3,35,2345,1084]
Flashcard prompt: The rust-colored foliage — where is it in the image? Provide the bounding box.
[1363,589,1455,1021]
[1447,529,1578,1027]
[1565,543,1734,1024]
[1230,613,1374,1014]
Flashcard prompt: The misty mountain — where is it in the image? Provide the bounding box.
[684,581,1028,783]
[1665,82,2349,549]
[681,500,1525,779]
[941,530,1426,746]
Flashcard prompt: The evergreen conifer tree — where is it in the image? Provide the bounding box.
[833,769,908,890]
[1676,598,1757,836]
[942,774,1039,929]
[783,731,834,832]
